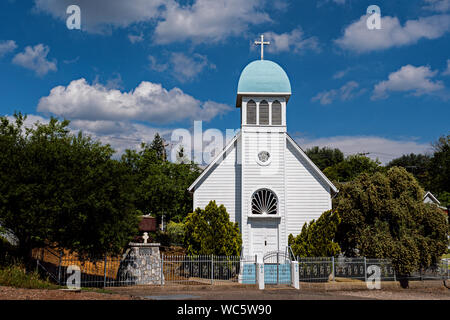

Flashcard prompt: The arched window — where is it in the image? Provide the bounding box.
[251,188,278,215]
[272,100,282,125]
[247,100,256,124]
[259,100,269,125]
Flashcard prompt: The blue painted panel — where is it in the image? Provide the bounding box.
[264,263,291,284]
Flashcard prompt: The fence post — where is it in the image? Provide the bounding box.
[447,260,449,280]
[256,261,265,290]
[160,254,164,286]
[57,251,63,285]
[276,251,279,285]
[364,257,367,282]
[332,256,335,282]
[103,255,107,288]
[291,261,299,289]
[211,255,214,285]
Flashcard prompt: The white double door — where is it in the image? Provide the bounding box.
[249,219,279,260]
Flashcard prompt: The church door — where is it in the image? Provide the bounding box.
[249,219,279,259]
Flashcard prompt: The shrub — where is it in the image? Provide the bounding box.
[0,264,59,289]
[166,221,185,245]
[184,201,242,256]
[334,167,448,276]
[289,209,341,257]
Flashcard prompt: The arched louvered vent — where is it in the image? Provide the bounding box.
[272,100,281,125]
[259,100,269,125]
[247,100,256,124]
[251,188,278,215]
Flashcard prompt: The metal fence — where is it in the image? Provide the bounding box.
[296,256,449,283]
[34,248,450,288]
[162,255,253,285]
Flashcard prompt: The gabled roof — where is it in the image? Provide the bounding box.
[286,134,339,195]
[188,131,339,195]
[423,191,441,205]
[188,131,241,192]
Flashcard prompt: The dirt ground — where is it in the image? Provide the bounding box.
[0,286,134,300]
[1,284,449,300]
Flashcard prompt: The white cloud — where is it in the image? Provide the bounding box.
[264,28,320,54]
[128,33,144,43]
[295,135,432,164]
[333,68,350,79]
[12,44,57,76]
[34,0,272,44]
[37,78,231,124]
[148,55,168,72]
[443,59,450,75]
[0,40,17,57]
[423,0,450,12]
[153,0,270,44]
[335,14,450,53]
[33,0,167,34]
[170,53,215,82]
[312,81,366,105]
[372,65,444,100]
[149,53,215,82]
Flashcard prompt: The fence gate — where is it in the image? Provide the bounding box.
[263,250,291,284]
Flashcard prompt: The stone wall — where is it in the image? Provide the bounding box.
[117,243,164,285]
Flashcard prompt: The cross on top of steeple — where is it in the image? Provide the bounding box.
[254,34,270,60]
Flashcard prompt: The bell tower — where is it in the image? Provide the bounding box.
[235,37,292,258]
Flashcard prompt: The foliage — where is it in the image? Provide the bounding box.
[387,135,449,206]
[429,135,450,206]
[0,113,139,260]
[334,167,448,276]
[149,133,167,161]
[0,264,59,289]
[122,135,201,223]
[289,210,341,257]
[305,146,344,171]
[184,201,242,256]
[323,154,382,183]
[166,221,185,245]
[386,153,432,190]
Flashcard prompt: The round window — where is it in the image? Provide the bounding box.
[257,151,271,165]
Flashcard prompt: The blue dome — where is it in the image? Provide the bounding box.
[237,60,291,94]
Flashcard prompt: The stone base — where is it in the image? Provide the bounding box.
[117,243,164,285]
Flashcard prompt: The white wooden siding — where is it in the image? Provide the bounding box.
[241,129,286,256]
[193,136,241,227]
[285,138,332,238]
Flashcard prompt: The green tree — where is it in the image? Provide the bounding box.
[0,113,139,261]
[288,210,341,257]
[386,153,432,190]
[305,146,345,171]
[334,167,448,277]
[184,201,242,256]
[429,135,450,205]
[122,140,201,223]
[166,221,185,245]
[324,154,382,183]
[149,133,167,161]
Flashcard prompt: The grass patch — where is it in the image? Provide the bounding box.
[80,287,114,294]
[442,253,450,259]
[0,264,60,289]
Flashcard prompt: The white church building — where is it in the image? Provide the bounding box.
[188,43,338,259]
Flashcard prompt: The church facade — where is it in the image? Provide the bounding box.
[188,58,338,259]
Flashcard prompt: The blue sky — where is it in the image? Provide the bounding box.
[0,0,449,164]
